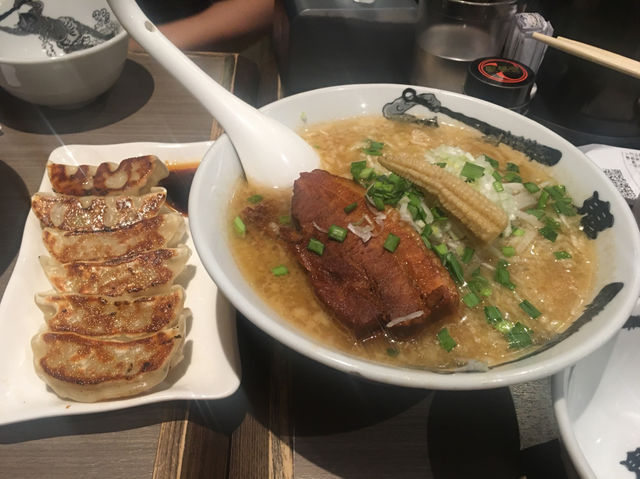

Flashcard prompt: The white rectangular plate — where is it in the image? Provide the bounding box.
[0,141,241,425]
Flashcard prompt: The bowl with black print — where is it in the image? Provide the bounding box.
[0,0,127,107]
[188,83,640,389]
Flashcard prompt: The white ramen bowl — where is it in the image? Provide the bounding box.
[553,303,640,479]
[0,0,127,107]
[189,84,640,390]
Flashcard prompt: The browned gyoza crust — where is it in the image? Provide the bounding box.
[47,155,168,196]
[31,316,186,402]
[36,285,185,336]
[40,245,191,297]
[41,213,185,263]
[31,188,167,232]
[289,169,458,339]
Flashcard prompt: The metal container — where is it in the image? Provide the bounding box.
[411,0,517,93]
[276,0,418,95]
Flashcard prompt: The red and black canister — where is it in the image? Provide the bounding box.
[464,57,535,113]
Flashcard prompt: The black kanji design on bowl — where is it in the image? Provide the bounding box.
[0,0,121,57]
[620,447,640,477]
[577,191,615,239]
[494,282,624,367]
[382,88,562,166]
[623,316,640,330]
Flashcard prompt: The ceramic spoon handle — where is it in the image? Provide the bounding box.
[107,0,318,188]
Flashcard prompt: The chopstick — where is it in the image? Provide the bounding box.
[531,32,640,79]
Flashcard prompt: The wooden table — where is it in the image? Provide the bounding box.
[0,51,579,479]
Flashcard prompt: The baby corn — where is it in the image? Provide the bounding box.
[379,155,508,243]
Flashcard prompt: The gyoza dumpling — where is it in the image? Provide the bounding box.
[42,212,185,262]
[31,313,186,402]
[47,155,169,196]
[31,188,167,232]
[35,285,185,336]
[39,245,191,296]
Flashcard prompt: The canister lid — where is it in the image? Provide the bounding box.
[464,57,535,110]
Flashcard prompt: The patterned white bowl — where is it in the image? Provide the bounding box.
[0,0,127,107]
[189,83,640,389]
[554,306,640,479]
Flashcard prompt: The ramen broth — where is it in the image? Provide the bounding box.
[229,116,596,369]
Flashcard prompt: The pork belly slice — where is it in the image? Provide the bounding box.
[244,169,458,340]
[288,170,458,339]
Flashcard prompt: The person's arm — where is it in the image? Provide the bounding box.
[132,0,274,51]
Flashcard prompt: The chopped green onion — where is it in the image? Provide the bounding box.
[328,224,348,242]
[539,225,558,242]
[407,204,419,220]
[544,216,561,230]
[501,246,516,257]
[433,243,448,258]
[511,228,525,237]
[247,194,263,204]
[519,300,541,319]
[501,171,522,183]
[383,233,400,252]
[461,162,486,180]
[542,185,577,216]
[421,235,432,249]
[445,253,464,285]
[233,216,246,237]
[271,265,289,276]
[307,238,325,255]
[485,307,533,348]
[506,162,520,173]
[373,196,385,211]
[388,173,402,185]
[363,139,384,156]
[344,202,358,214]
[495,259,515,290]
[554,250,572,259]
[462,292,481,308]
[375,180,393,194]
[493,319,513,335]
[506,322,533,349]
[526,208,545,219]
[468,269,492,297]
[553,200,577,216]
[359,167,374,180]
[431,206,447,221]
[484,155,499,169]
[545,185,566,200]
[278,215,291,225]
[484,305,504,325]
[492,171,503,182]
[350,160,367,180]
[437,328,457,352]
[461,247,475,264]
[537,190,550,209]
[436,162,447,168]
[421,224,433,238]
[493,180,504,192]
[524,182,540,194]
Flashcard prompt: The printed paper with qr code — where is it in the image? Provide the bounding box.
[579,144,640,204]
